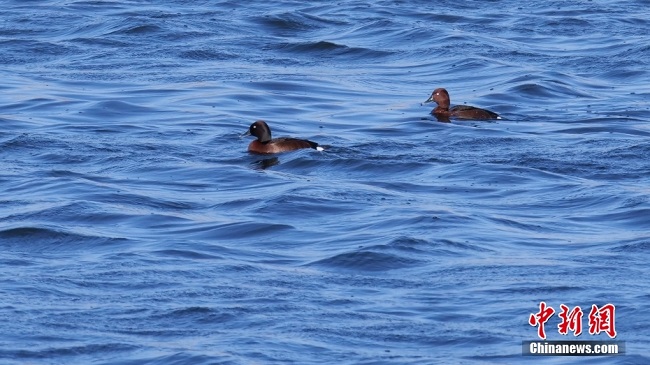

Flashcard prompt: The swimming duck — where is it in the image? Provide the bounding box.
[243,120,322,154]
[425,88,500,122]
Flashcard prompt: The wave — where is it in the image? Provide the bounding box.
[0,226,129,253]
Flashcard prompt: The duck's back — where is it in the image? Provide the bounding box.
[450,105,499,120]
[248,137,319,154]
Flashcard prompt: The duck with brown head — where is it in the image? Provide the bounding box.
[243,120,323,154]
[425,88,500,122]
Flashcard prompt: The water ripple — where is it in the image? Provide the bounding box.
[1,0,650,364]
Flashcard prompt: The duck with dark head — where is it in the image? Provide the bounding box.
[243,120,323,154]
[425,88,500,122]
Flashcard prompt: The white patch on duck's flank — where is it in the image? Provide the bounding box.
[497,116,502,119]
[316,146,324,151]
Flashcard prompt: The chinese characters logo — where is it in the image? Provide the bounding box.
[529,302,616,340]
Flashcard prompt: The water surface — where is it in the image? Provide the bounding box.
[1,1,650,364]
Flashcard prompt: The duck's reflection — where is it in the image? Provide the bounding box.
[252,157,280,169]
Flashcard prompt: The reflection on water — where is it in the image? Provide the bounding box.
[253,156,280,169]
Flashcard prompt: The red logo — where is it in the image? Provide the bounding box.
[529,302,616,339]
[588,304,617,338]
[529,301,555,340]
[558,304,583,336]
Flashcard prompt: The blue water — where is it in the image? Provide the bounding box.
[1,1,649,364]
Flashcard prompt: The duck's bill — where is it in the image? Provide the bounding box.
[424,95,434,103]
[240,130,252,138]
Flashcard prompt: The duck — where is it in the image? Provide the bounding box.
[243,120,323,154]
[425,88,500,122]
